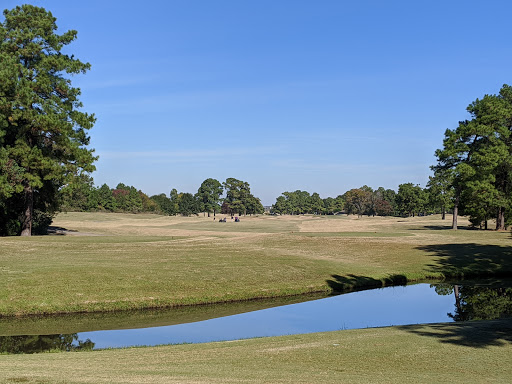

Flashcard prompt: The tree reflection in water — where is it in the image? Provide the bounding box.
[432,284,512,321]
[0,333,94,354]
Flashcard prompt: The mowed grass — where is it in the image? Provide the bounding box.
[1,319,511,383]
[1,212,512,315]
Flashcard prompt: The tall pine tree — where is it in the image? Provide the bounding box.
[0,5,96,235]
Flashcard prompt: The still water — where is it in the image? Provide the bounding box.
[1,282,511,353]
[83,284,453,348]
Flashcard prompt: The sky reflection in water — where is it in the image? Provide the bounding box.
[80,284,455,349]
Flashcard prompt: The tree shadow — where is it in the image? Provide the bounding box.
[326,274,408,293]
[396,318,512,348]
[400,243,512,348]
[417,243,512,278]
[408,225,459,230]
[47,226,78,235]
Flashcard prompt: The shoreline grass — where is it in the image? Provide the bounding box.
[1,212,512,317]
[1,318,511,383]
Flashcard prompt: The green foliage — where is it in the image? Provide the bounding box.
[272,188,395,217]
[197,178,223,217]
[150,193,174,215]
[396,183,427,217]
[272,190,313,215]
[343,188,372,217]
[0,334,94,354]
[0,5,96,235]
[112,183,144,213]
[433,84,512,229]
[169,188,180,215]
[426,169,453,219]
[375,187,397,215]
[178,192,200,216]
[310,192,324,214]
[97,183,116,211]
[435,285,512,322]
[222,178,262,215]
[59,174,98,212]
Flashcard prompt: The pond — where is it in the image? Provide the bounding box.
[1,280,511,353]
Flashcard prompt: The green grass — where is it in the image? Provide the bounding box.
[1,212,512,383]
[2,212,512,316]
[0,319,511,383]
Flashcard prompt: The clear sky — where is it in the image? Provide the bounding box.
[3,1,511,205]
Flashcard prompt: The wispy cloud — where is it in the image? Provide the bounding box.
[98,145,284,163]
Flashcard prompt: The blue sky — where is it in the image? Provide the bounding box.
[3,1,511,205]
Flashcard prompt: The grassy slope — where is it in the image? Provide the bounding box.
[1,319,511,383]
[1,212,512,315]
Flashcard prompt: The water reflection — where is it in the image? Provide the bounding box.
[0,334,94,354]
[432,284,512,321]
[1,282,511,353]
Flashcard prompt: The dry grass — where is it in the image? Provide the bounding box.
[1,212,512,316]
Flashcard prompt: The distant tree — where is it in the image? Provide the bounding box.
[426,169,453,220]
[396,183,426,217]
[112,183,143,213]
[334,195,345,213]
[222,178,247,215]
[197,178,223,218]
[59,174,98,212]
[169,188,180,215]
[178,192,199,216]
[220,201,231,215]
[323,197,336,215]
[271,195,288,215]
[344,188,372,217]
[0,5,96,235]
[245,195,265,215]
[310,192,324,215]
[283,190,311,214]
[375,187,397,215]
[374,199,393,216]
[97,184,115,211]
[139,190,157,212]
[150,193,173,215]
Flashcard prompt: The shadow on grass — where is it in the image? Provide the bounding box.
[396,318,512,348]
[47,226,78,235]
[417,243,512,278]
[326,274,408,293]
[408,225,457,230]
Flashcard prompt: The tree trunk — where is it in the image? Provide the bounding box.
[441,206,446,220]
[452,195,459,230]
[20,184,33,236]
[454,285,461,312]
[496,206,505,230]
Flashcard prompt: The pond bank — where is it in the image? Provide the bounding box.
[1,318,511,383]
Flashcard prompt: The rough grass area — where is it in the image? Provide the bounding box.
[1,319,511,383]
[1,212,512,316]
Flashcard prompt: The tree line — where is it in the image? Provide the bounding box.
[59,177,264,219]
[271,183,445,218]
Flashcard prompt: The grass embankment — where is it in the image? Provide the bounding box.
[1,212,512,316]
[1,319,511,383]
